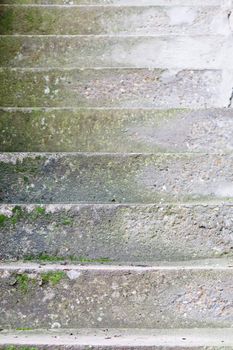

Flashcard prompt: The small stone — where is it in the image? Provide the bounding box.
[66,270,81,280]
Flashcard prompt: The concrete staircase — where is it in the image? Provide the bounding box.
[1,0,233,348]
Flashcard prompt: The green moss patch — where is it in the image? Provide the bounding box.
[61,218,73,225]
[41,271,65,286]
[35,206,45,215]
[0,206,48,227]
[11,206,24,225]
[25,9,43,31]
[15,274,30,293]
[0,8,14,34]
[0,206,24,226]
[0,214,7,225]
[76,257,112,263]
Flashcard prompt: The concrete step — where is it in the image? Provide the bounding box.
[2,153,233,203]
[2,35,233,69]
[0,260,233,328]
[0,5,229,35]
[1,328,233,349]
[2,108,233,152]
[1,203,233,262]
[0,68,232,108]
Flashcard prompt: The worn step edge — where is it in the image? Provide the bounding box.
[1,260,233,329]
[1,259,233,270]
[0,107,207,110]
[0,67,227,71]
[0,68,231,109]
[0,3,225,7]
[2,201,233,206]
[0,107,231,112]
[0,0,228,6]
[1,34,231,36]
[0,151,232,156]
[0,328,233,348]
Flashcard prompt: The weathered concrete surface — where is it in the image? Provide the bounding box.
[2,108,233,152]
[2,36,233,69]
[3,153,233,203]
[1,328,233,349]
[0,69,231,108]
[0,5,229,35]
[1,203,233,261]
[1,0,233,340]
[0,262,233,328]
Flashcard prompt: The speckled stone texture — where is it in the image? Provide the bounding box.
[1,328,233,349]
[1,203,233,261]
[2,36,233,69]
[0,263,233,329]
[0,69,228,108]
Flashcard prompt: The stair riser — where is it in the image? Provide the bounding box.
[0,69,229,108]
[0,0,226,5]
[1,204,233,261]
[0,266,233,328]
[2,153,233,203]
[0,6,227,35]
[1,108,233,152]
[2,36,233,69]
[0,345,231,349]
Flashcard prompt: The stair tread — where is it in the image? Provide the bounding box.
[1,258,233,269]
[1,328,233,347]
